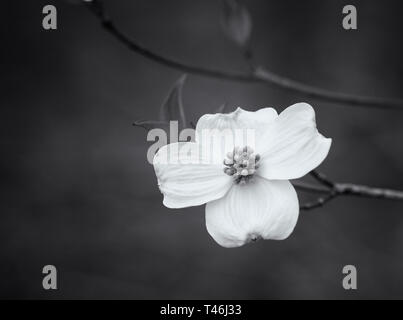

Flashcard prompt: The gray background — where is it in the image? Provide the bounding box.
[1,0,403,299]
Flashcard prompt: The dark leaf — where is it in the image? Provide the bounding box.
[221,0,252,47]
[160,74,187,130]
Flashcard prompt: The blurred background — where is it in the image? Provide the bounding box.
[1,0,403,299]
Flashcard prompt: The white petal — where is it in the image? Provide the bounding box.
[196,107,278,139]
[195,107,278,162]
[257,103,332,180]
[205,177,299,248]
[153,142,233,208]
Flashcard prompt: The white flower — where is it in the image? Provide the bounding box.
[153,103,332,248]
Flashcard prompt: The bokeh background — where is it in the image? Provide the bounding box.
[2,0,403,299]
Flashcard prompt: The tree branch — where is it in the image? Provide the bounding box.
[334,183,403,200]
[292,181,330,194]
[296,172,403,211]
[85,0,403,110]
[299,192,338,210]
[309,170,334,188]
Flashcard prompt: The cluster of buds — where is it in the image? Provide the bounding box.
[223,146,260,184]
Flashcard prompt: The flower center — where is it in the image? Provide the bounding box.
[223,146,261,184]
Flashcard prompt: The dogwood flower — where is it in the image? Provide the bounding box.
[153,103,331,248]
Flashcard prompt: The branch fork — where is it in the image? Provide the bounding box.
[297,171,403,210]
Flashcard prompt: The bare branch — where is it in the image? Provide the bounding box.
[85,0,403,110]
[310,170,334,188]
[300,192,338,211]
[335,183,403,200]
[297,172,403,210]
[292,181,330,194]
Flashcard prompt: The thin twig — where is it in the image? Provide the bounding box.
[300,192,338,211]
[85,0,403,110]
[334,183,403,200]
[298,172,403,210]
[310,170,334,188]
[293,181,330,194]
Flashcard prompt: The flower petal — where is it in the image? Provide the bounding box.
[153,142,233,208]
[257,103,332,180]
[205,177,299,248]
[196,107,278,139]
[195,107,278,162]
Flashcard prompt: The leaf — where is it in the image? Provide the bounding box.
[160,74,187,130]
[221,0,252,47]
